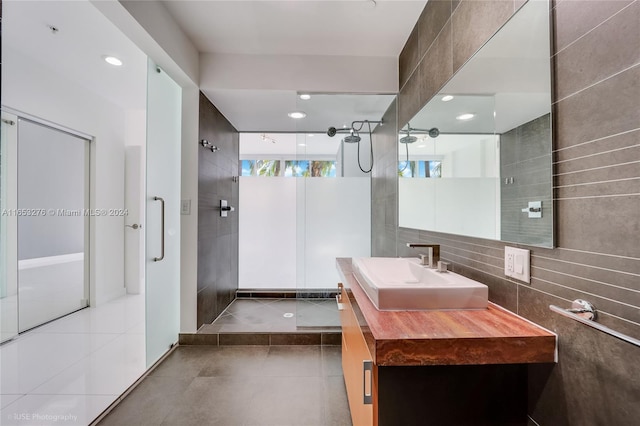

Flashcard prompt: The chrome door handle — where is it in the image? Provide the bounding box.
[126,224,142,230]
[153,196,165,262]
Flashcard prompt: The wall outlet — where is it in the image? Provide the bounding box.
[504,246,530,283]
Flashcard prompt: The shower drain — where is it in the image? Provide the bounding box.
[283,313,294,318]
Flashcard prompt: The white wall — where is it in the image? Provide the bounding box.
[117,0,199,86]
[179,87,200,333]
[200,53,397,93]
[2,46,128,305]
[124,110,146,295]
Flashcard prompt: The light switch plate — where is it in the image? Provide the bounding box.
[181,199,191,215]
[504,246,530,283]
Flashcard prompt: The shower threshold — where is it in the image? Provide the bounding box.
[181,290,342,346]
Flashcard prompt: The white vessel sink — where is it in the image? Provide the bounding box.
[351,257,488,311]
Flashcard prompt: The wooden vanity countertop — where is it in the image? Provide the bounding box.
[337,258,557,367]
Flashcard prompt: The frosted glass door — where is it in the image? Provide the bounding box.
[145,60,181,366]
[1,112,18,343]
[16,119,89,331]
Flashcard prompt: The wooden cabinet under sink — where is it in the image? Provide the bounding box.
[336,258,557,426]
[338,283,375,425]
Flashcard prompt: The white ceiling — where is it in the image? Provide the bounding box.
[240,132,342,157]
[162,0,426,57]
[3,1,424,133]
[162,0,426,132]
[3,0,148,111]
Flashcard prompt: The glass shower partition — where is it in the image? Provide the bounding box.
[293,128,372,330]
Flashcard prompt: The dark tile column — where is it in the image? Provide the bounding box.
[197,92,239,328]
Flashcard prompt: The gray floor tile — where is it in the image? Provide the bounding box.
[99,345,352,426]
[161,376,262,426]
[322,345,344,377]
[323,376,353,426]
[205,298,340,333]
[261,346,322,377]
[223,299,268,314]
[99,376,192,426]
[244,376,326,426]
[261,299,299,313]
[150,345,220,378]
[198,346,269,377]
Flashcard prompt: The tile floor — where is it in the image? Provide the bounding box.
[98,345,352,426]
[198,298,341,334]
[0,294,145,426]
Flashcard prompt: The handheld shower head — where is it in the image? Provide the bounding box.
[327,127,337,137]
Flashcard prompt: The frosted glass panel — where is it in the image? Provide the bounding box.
[1,113,18,343]
[238,177,370,289]
[303,178,370,287]
[239,177,298,288]
[145,60,181,366]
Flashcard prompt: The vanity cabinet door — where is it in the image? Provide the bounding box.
[339,284,375,426]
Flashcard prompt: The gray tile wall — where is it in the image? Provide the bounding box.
[197,92,239,328]
[374,1,640,424]
[371,99,399,258]
[501,114,553,246]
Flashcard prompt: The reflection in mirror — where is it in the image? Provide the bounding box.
[398,0,553,247]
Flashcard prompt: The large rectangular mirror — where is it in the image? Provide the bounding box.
[398,0,553,247]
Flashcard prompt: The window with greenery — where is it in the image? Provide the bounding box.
[241,160,281,176]
[398,161,442,178]
[284,160,309,177]
[241,160,336,177]
[310,161,336,177]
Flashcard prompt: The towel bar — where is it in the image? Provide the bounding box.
[549,300,640,348]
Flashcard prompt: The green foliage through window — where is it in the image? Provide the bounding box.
[398,161,442,178]
[241,160,336,177]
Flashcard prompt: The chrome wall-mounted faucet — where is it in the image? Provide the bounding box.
[406,243,440,268]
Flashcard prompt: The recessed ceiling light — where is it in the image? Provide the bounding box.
[307,134,314,137]
[104,56,123,66]
[298,143,307,146]
[456,113,475,121]
[299,94,311,100]
[288,111,307,119]
[441,95,454,102]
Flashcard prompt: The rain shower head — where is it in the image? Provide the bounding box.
[343,134,361,143]
[402,125,440,141]
[399,135,418,144]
